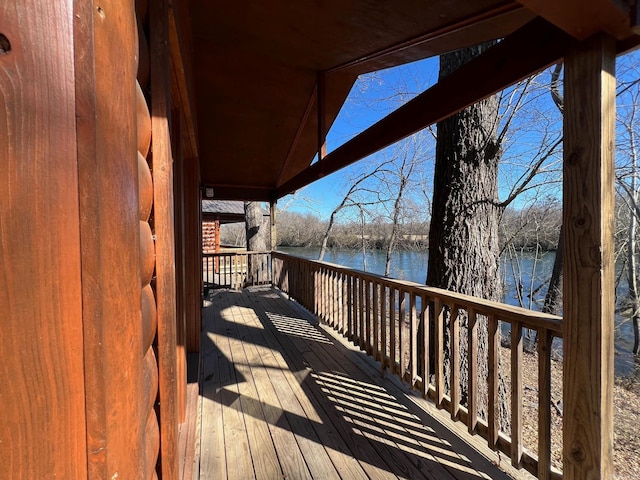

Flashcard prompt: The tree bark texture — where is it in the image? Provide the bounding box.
[245,201,268,251]
[426,43,506,427]
[245,201,269,283]
[427,44,502,299]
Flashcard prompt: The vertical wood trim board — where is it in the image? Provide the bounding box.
[0,1,87,477]
[172,109,188,423]
[151,0,180,476]
[75,0,145,477]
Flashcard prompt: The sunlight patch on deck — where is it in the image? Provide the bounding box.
[266,311,333,344]
[311,369,493,479]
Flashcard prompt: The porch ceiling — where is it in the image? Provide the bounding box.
[188,0,636,201]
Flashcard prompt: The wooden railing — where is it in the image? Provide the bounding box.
[203,251,271,290]
[271,251,563,480]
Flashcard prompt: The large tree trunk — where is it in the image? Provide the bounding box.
[245,201,268,284]
[542,226,564,315]
[426,43,505,426]
[245,201,268,250]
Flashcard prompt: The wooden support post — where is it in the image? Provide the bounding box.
[563,33,615,479]
[270,199,277,251]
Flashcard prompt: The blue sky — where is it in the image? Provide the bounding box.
[281,57,440,220]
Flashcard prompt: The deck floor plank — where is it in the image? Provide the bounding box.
[199,287,516,480]
[202,292,255,480]
[242,290,375,480]
[232,297,316,480]
[224,304,284,479]
[249,291,397,480]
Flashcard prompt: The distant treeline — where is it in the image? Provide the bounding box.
[220,204,568,252]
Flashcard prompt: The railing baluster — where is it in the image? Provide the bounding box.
[323,267,329,323]
[359,277,366,350]
[380,284,388,374]
[421,295,430,397]
[373,281,380,363]
[511,321,523,468]
[332,269,338,327]
[351,275,357,342]
[468,307,478,434]
[450,305,460,420]
[538,328,552,480]
[340,272,347,334]
[410,292,417,387]
[364,280,373,355]
[347,274,353,342]
[325,267,330,322]
[488,313,499,450]
[434,297,444,408]
[321,266,326,322]
[314,265,319,316]
[390,287,397,376]
[399,290,407,379]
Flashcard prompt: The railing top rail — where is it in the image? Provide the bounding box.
[204,250,272,256]
[271,251,563,335]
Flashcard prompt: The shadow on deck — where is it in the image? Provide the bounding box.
[194,286,520,480]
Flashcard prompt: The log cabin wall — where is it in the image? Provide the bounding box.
[202,219,221,254]
[1,0,184,477]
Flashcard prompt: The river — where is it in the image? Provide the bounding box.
[278,246,639,378]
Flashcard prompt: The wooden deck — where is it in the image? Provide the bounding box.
[195,286,520,480]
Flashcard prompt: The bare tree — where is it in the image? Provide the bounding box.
[384,142,419,276]
[616,67,640,355]
[318,161,393,261]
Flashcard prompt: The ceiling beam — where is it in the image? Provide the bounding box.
[206,184,274,201]
[275,17,572,199]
